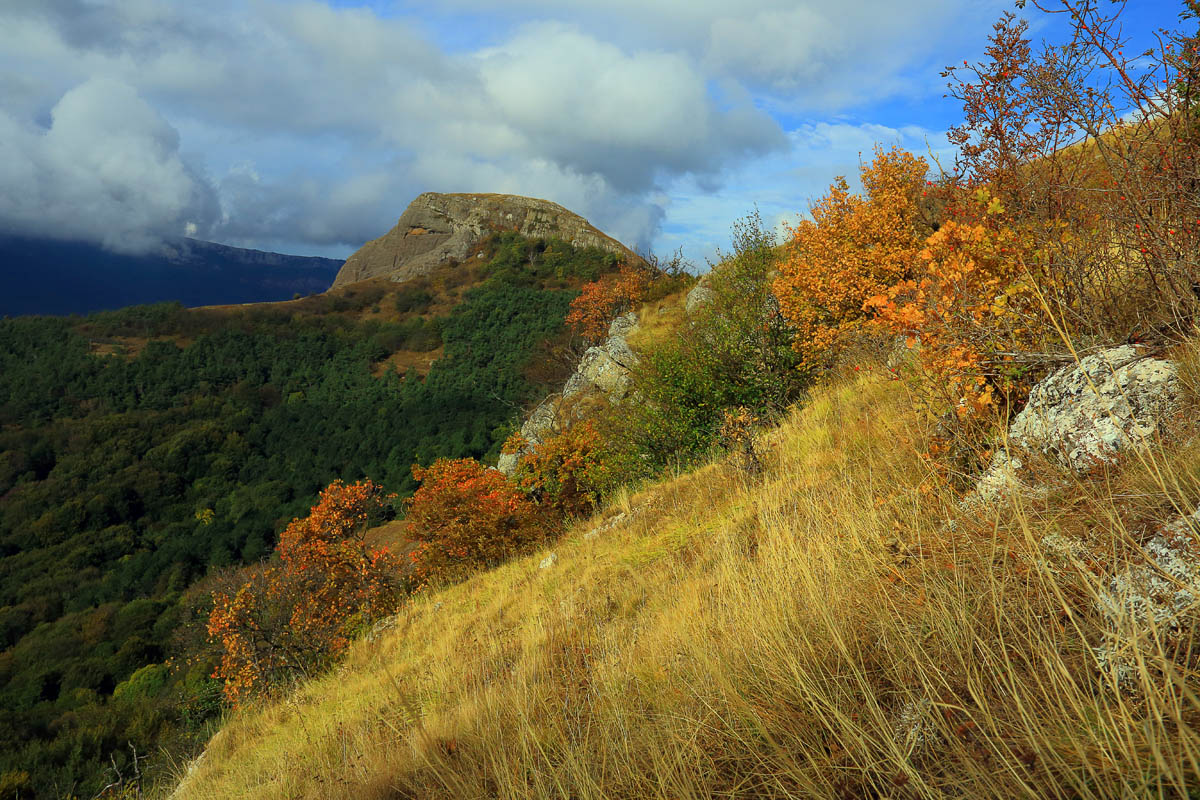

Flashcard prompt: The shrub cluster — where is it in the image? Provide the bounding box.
[206,480,402,704]
[404,459,551,587]
[565,264,650,343]
[602,210,807,477]
[769,2,1200,465]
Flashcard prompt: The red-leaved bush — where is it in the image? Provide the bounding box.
[405,458,550,586]
[566,264,649,343]
[208,480,401,704]
[509,421,609,519]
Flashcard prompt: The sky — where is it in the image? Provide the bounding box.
[0,0,1187,265]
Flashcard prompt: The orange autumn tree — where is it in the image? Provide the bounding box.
[207,479,402,704]
[405,458,548,586]
[774,146,930,367]
[566,264,649,343]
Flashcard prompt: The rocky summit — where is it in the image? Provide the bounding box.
[331,192,640,287]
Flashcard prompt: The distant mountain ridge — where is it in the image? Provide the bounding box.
[0,235,343,317]
[332,192,640,288]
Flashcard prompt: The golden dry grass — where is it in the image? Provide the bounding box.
[626,288,691,352]
[167,358,1200,800]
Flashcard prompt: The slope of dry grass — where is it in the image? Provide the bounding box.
[168,356,1200,800]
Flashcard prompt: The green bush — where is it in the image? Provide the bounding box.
[609,211,808,477]
[112,663,169,704]
[482,232,618,287]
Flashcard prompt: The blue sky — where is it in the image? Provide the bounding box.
[0,0,1187,266]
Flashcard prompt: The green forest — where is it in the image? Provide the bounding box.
[0,232,618,798]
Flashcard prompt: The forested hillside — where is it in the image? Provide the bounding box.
[0,232,628,798]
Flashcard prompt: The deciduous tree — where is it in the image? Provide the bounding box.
[208,480,401,704]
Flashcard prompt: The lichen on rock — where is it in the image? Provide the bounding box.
[1093,506,1200,688]
[685,274,715,314]
[498,312,640,475]
[970,346,1180,506]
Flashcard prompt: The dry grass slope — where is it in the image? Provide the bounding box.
[170,353,1200,799]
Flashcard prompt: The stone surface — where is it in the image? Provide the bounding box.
[562,313,639,402]
[1008,346,1179,471]
[539,552,557,569]
[1092,506,1200,687]
[499,312,640,475]
[496,398,561,475]
[685,274,715,314]
[972,346,1180,504]
[583,511,627,540]
[332,192,640,287]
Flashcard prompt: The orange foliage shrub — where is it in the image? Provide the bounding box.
[207,480,401,704]
[773,147,929,367]
[866,191,1053,425]
[405,458,549,585]
[942,3,1200,339]
[510,421,608,519]
[566,264,649,343]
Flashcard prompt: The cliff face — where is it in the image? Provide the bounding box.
[332,192,640,288]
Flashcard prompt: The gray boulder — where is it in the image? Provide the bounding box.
[1092,506,1200,687]
[563,313,639,402]
[973,345,1180,504]
[498,312,640,475]
[496,398,561,475]
[1009,345,1179,471]
[685,274,715,314]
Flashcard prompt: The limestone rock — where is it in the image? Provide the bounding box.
[1093,506,1200,687]
[685,274,715,314]
[332,192,639,287]
[539,552,557,570]
[1009,345,1179,471]
[583,511,627,540]
[496,398,560,475]
[972,345,1180,505]
[563,312,640,402]
[499,312,640,475]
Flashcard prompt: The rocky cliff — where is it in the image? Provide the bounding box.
[969,345,1181,506]
[332,193,640,288]
[497,312,640,475]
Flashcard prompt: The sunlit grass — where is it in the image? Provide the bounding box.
[170,355,1200,800]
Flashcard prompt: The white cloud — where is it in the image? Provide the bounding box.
[655,120,950,267]
[0,0,1002,258]
[416,0,1007,108]
[478,23,783,192]
[0,77,217,252]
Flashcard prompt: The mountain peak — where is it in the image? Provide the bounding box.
[331,192,639,288]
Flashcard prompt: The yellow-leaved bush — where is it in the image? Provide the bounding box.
[867,191,1055,425]
[776,147,1059,461]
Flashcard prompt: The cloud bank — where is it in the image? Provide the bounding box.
[0,0,1000,257]
[0,77,217,252]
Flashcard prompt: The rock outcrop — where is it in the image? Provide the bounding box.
[685,274,715,314]
[562,312,639,402]
[498,312,640,475]
[972,345,1181,505]
[332,193,640,287]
